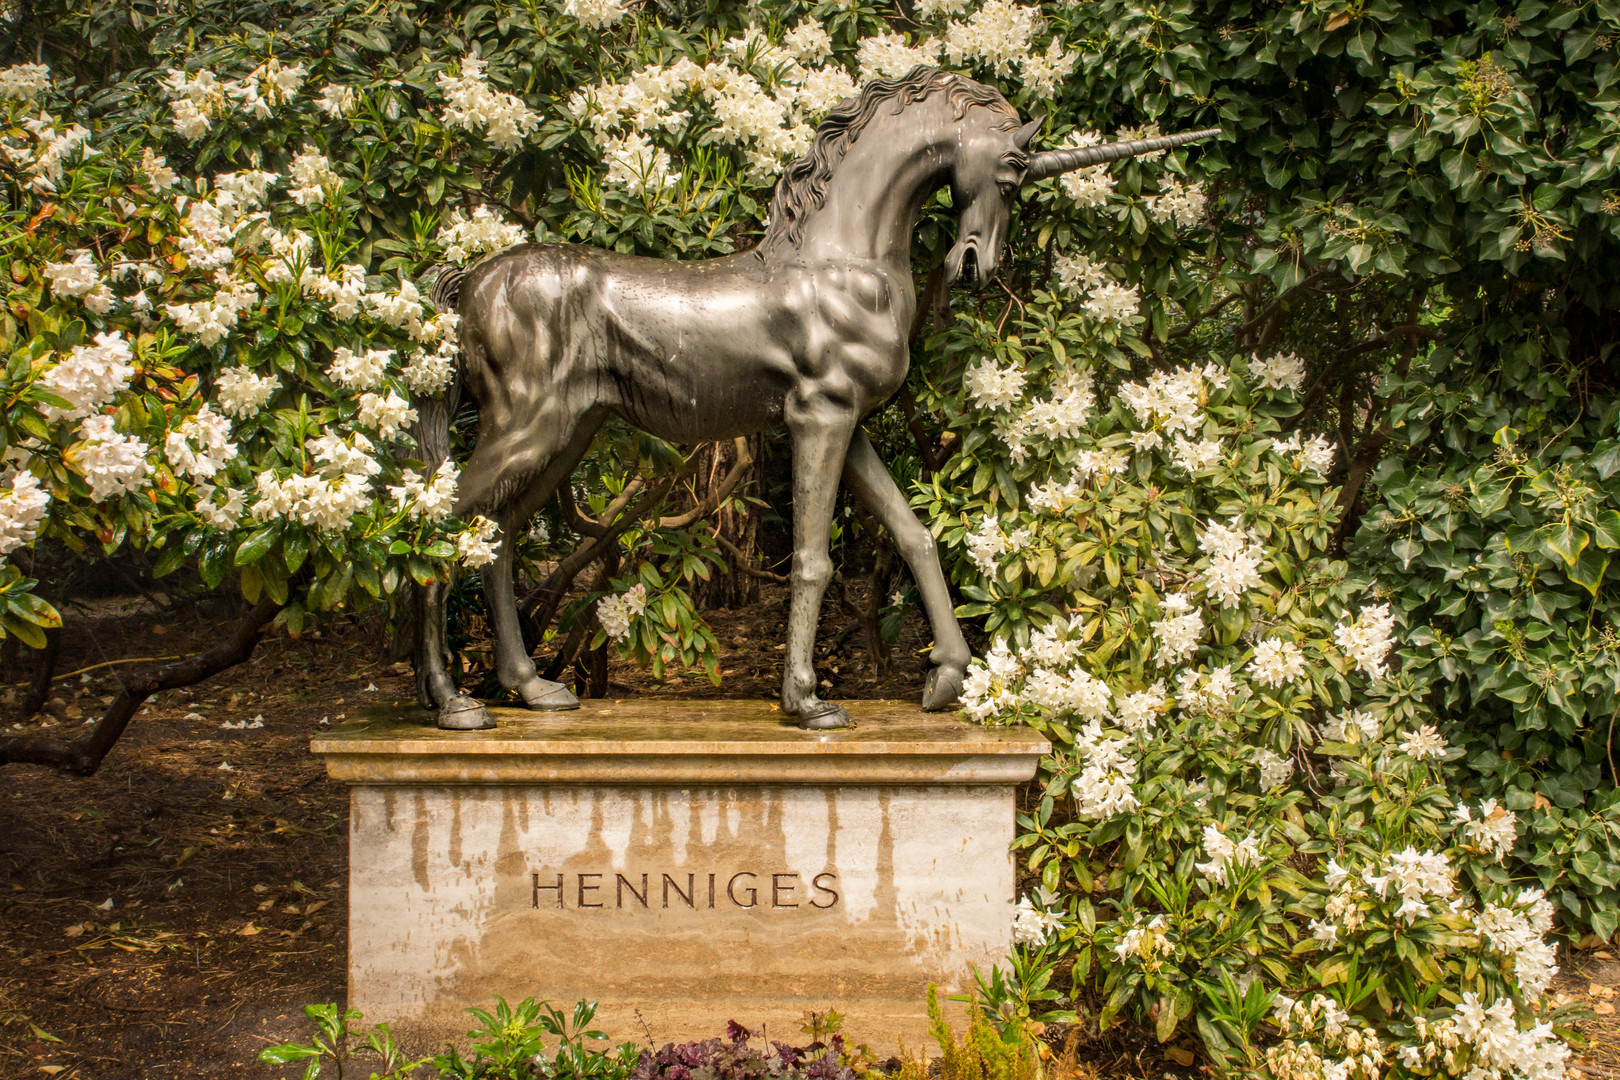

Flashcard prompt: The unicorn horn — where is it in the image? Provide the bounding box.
[1024,127,1222,182]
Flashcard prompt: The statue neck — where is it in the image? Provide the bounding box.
[784,103,954,270]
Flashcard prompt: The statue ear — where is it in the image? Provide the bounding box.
[1014,117,1043,150]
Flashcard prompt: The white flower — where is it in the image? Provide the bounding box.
[389,461,460,522]
[1152,594,1204,667]
[72,415,149,502]
[193,484,245,530]
[327,346,392,391]
[1052,252,1108,296]
[356,391,418,438]
[457,515,501,567]
[1118,365,1205,436]
[960,640,1023,722]
[1142,177,1207,228]
[1254,747,1294,789]
[400,346,457,396]
[1334,602,1396,680]
[438,56,540,149]
[1400,724,1447,761]
[1199,518,1265,608]
[1322,709,1380,743]
[784,24,833,61]
[437,205,526,263]
[964,516,1018,577]
[1308,918,1338,947]
[1082,282,1139,323]
[36,331,135,422]
[603,132,679,195]
[1011,894,1064,945]
[1113,683,1166,734]
[1176,665,1237,713]
[1455,799,1518,863]
[856,33,939,81]
[964,359,1025,411]
[597,583,648,641]
[941,0,1037,75]
[0,64,51,101]
[1250,351,1306,392]
[44,250,102,298]
[1071,720,1138,819]
[288,146,342,205]
[1249,638,1305,687]
[1171,436,1223,474]
[1475,889,1557,997]
[164,405,237,480]
[315,83,357,117]
[1196,823,1262,887]
[1022,39,1078,97]
[0,471,50,554]
[215,366,279,418]
[140,147,179,189]
[563,0,627,27]
[1374,847,1454,924]
[1298,435,1335,475]
[1453,991,1568,1079]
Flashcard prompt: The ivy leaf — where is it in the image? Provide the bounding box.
[1543,524,1588,569]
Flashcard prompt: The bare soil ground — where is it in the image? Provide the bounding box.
[1,585,1615,1079]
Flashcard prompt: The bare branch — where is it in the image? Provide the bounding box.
[0,598,282,776]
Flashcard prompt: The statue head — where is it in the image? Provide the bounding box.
[945,112,1224,290]
[943,115,1041,290]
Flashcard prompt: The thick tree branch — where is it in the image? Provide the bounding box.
[0,597,282,776]
[1168,291,1242,339]
[658,438,751,529]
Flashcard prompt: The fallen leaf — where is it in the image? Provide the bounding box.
[62,924,83,938]
[238,923,261,937]
[303,900,329,916]
[39,1066,64,1075]
[1595,1002,1614,1015]
[1533,793,1552,811]
[1600,950,1615,960]
[1164,1047,1196,1067]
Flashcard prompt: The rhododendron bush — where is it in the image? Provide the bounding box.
[4,0,1619,1073]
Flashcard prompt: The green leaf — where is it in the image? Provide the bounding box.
[1543,524,1588,568]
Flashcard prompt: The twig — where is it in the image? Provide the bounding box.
[712,532,788,584]
[5,655,184,689]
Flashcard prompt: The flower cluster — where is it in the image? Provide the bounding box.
[436,206,527,263]
[438,57,541,150]
[597,583,649,641]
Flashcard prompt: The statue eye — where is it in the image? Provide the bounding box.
[998,181,1017,198]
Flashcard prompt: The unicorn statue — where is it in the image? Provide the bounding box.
[410,65,1219,731]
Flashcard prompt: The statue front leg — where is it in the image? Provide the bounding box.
[418,575,494,730]
[782,404,858,730]
[842,430,970,710]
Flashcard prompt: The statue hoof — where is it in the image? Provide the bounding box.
[517,677,580,711]
[797,701,853,730]
[439,695,495,730]
[921,665,966,711]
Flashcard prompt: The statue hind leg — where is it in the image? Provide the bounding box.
[842,430,970,710]
[454,410,605,723]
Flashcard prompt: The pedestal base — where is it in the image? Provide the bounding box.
[311,700,1048,1051]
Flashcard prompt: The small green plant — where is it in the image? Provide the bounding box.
[925,983,1041,1080]
[257,1003,426,1079]
[260,997,639,1080]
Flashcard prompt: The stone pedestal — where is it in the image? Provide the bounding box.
[311,701,1047,1050]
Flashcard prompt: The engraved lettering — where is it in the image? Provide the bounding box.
[663,873,695,908]
[727,872,758,908]
[708,873,716,908]
[617,873,649,908]
[771,873,799,908]
[578,873,603,908]
[810,872,839,909]
[532,872,564,909]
